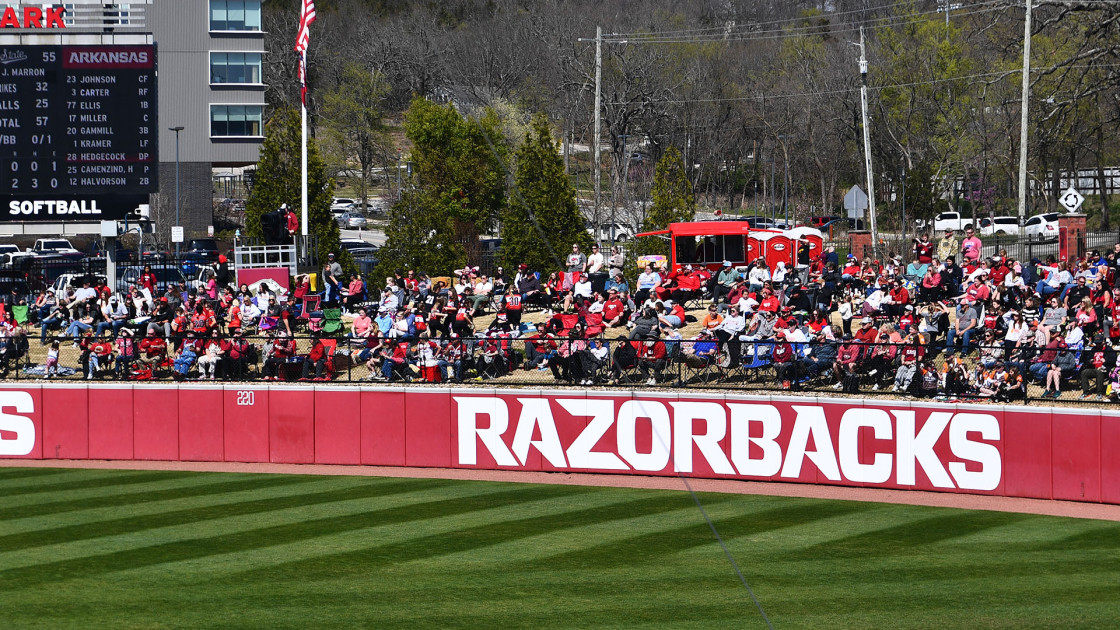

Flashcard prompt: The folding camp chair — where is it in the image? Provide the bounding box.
[11,305,29,325]
[320,308,343,336]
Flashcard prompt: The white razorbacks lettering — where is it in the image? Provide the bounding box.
[454,397,1002,491]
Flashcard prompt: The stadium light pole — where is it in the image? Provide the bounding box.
[170,126,184,255]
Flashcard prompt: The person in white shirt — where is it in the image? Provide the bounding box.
[748,261,771,292]
[587,244,608,295]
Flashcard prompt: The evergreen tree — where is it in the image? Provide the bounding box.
[244,107,344,268]
[499,115,591,274]
[633,146,695,260]
[378,98,507,275]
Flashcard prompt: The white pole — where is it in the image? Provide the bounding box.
[858,27,878,258]
[1017,0,1032,225]
[593,26,603,246]
[301,52,309,238]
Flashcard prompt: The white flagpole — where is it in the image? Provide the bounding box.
[301,53,309,238]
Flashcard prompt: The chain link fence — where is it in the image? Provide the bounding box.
[0,334,1111,405]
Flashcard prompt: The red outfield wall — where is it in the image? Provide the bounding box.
[0,384,1116,504]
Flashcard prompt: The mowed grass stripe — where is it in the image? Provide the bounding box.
[0,478,474,571]
[0,476,455,553]
[0,467,79,482]
[0,483,587,589]
[242,490,740,582]
[0,469,198,496]
[0,473,328,521]
[537,497,871,570]
[145,486,641,581]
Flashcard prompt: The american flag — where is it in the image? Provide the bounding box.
[294,0,316,104]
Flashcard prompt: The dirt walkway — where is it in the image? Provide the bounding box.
[3,458,1117,522]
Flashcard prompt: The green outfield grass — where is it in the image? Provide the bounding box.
[0,468,1117,629]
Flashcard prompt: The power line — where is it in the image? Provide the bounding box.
[601,1,1006,44]
[603,63,1120,106]
[604,0,1003,40]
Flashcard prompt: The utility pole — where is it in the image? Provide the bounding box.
[858,27,879,258]
[901,169,907,241]
[594,27,604,246]
[170,126,183,256]
[1017,0,1033,225]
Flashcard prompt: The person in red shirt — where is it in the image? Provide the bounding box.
[886,279,910,317]
[262,332,297,381]
[285,205,299,241]
[853,316,879,360]
[833,334,862,391]
[602,289,626,328]
[138,330,168,368]
[637,336,668,384]
[670,265,701,303]
[757,287,780,313]
[300,334,332,381]
[503,291,523,328]
[139,265,158,295]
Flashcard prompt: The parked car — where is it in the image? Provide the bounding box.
[349,199,390,215]
[808,215,842,228]
[185,238,220,262]
[979,216,1020,236]
[330,198,355,215]
[0,244,20,256]
[340,238,379,258]
[590,223,634,242]
[137,243,170,261]
[336,212,368,229]
[85,240,134,262]
[51,273,108,296]
[116,264,187,294]
[932,211,974,233]
[1025,212,1060,240]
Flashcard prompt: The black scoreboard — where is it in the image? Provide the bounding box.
[0,44,157,222]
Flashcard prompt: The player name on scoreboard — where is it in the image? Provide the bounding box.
[0,44,157,221]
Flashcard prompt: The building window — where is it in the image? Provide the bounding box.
[104,3,130,25]
[211,105,264,138]
[209,0,262,32]
[210,53,263,84]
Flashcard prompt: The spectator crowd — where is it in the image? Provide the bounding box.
[3,229,1120,403]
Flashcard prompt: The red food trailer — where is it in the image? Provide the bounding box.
[635,221,823,273]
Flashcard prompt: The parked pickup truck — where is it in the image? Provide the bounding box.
[932,212,975,233]
[29,238,84,260]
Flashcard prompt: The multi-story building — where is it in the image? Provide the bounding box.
[151,0,265,237]
[0,0,265,237]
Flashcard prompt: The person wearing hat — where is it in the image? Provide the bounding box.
[636,333,668,385]
[322,252,343,307]
[710,260,739,304]
[112,327,138,377]
[804,328,838,378]
[832,333,862,391]
[516,264,546,307]
[938,228,959,262]
[95,294,130,339]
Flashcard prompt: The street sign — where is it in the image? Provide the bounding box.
[171,226,184,243]
[1059,187,1084,213]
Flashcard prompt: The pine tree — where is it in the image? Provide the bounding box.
[244,107,344,268]
[633,146,695,259]
[499,114,591,273]
[378,98,507,275]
